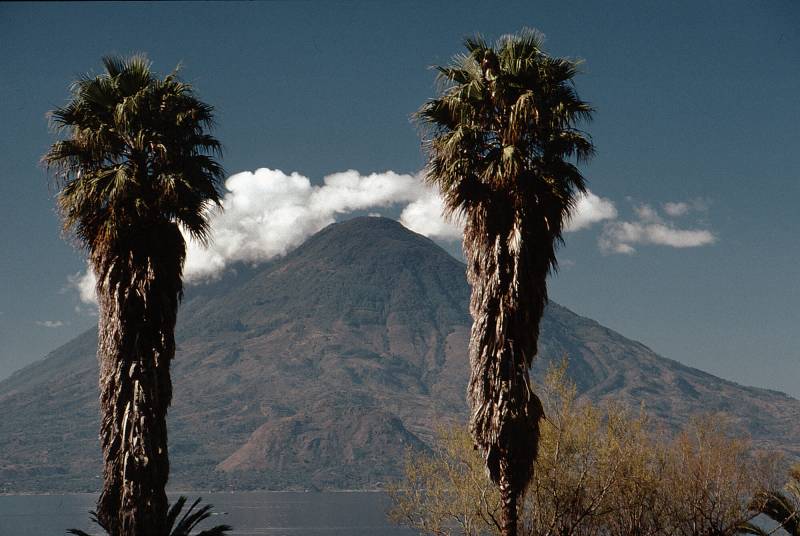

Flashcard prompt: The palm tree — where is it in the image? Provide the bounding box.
[415,29,594,536]
[44,55,224,536]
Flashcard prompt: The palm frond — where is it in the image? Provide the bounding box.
[736,521,770,536]
[167,496,232,536]
[66,511,109,536]
[43,54,224,256]
[463,34,489,56]
[752,488,800,535]
[416,27,593,235]
[66,497,231,536]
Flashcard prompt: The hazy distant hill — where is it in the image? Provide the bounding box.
[1,217,798,492]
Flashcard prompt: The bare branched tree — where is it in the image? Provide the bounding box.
[389,363,779,536]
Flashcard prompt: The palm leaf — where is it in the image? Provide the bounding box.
[752,488,800,535]
[736,521,770,535]
[43,54,224,258]
[66,496,231,536]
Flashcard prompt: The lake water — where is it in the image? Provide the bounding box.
[0,491,415,535]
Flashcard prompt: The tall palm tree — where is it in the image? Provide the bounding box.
[416,29,594,536]
[44,55,224,536]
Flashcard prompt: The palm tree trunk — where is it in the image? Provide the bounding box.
[465,209,545,536]
[94,229,183,536]
[499,461,519,536]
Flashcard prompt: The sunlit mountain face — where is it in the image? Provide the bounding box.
[1,217,797,493]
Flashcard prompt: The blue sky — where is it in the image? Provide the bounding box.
[1,1,798,397]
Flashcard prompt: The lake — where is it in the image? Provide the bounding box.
[0,491,416,535]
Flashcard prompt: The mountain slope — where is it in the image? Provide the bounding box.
[1,217,797,492]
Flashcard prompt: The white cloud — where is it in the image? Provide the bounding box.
[65,166,711,301]
[183,168,427,280]
[36,320,65,328]
[663,199,708,217]
[565,191,618,231]
[633,203,661,223]
[600,222,716,254]
[399,188,464,240]
[70,168,430,301]
[600,201,716,254]
[68,269,97,305]
[663,201,689,217]
[399,187,615,239]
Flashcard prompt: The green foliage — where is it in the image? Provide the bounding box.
[43,54,224,254]
[66,496,232,536]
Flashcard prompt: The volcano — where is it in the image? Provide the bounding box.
[1,217,797,492]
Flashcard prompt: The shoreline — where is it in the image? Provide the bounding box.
[0,488,388,497]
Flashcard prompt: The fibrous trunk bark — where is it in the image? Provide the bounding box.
[93,226,184,536]
[500,462,519,536]
[465,207,546,536]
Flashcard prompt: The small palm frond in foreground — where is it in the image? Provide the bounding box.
[166,496,232,536]
[749,488,800,535]
[66,496,232,536]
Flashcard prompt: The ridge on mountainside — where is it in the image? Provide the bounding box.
[1,217,798,492]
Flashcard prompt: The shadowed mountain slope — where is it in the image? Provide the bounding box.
[1,217,797,492]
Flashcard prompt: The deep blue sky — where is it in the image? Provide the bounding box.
[1,1,798,396]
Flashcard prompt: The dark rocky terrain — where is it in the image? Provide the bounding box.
[1,217,798,492]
